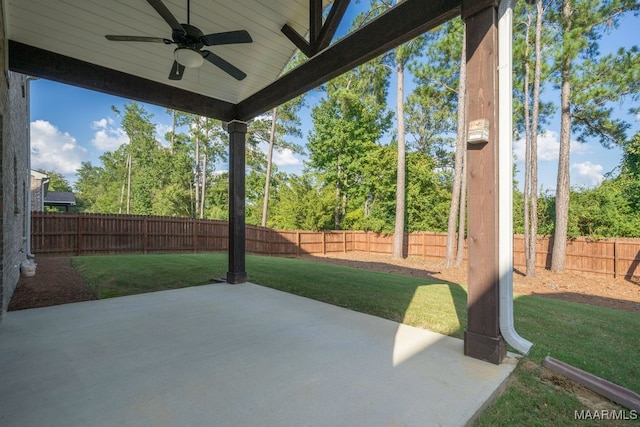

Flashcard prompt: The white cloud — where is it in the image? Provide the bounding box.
[257,142,302,167]
[91,117,129,151]
[513,130,590,162]
[155,123,173,145]
[92,118,110,129]
[273,148,302,167]
[30,120,88,179]
[572,161,604,187]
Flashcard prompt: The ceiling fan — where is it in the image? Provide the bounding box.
[105,0,252,81]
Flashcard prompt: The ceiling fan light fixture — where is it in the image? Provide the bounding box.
[174,47,203,68]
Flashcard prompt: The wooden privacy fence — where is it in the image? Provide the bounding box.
[32,212,640,279]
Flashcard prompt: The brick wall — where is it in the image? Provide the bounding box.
[0,7,30,322]
[30,173,45,211]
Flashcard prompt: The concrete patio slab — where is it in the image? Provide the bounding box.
[0,283,516,426]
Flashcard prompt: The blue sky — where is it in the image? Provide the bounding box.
[29,4,639,192]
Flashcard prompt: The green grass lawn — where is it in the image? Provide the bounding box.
[74,253,640,426]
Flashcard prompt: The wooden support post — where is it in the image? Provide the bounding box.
[462,0,506,365]
[227,121,248,284]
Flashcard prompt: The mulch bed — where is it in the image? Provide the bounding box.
[8,257,98,311]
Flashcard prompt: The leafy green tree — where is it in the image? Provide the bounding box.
[307,56,392,229]
[568,181,640,238]
[269,173,335,231]
[37,169,72,192]
[111,102,161,215]
[75,151,129,214]
[618,130,640,211]
[405,151,452,232]
[205,172,229,221]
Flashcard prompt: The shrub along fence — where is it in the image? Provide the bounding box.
[31,212,640,279]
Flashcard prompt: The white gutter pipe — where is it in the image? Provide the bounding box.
[498,0,533,355]
[25,76,39,260]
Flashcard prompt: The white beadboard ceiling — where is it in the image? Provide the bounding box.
[6,0,331,104]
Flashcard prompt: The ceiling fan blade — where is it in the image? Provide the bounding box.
[202,51,247,81]
[169,60,186,80]
[147,0,184,33]
[201,30,253,46]
[106,35,172,44]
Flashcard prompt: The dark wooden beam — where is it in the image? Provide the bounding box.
[281,0,352,58]
[463,2,506,365]
[317,0,351,51]
[280,24,314,58]
[238,0,460,121]
[227,121,248,284]
[8,40,237,121]
[310,0,323,51]
[461,0,499,19]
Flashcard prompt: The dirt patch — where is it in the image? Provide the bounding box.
[302,253,640,314]
[522,359,619,413]
[8,257,98,311]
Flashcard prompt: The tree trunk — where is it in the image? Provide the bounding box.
[334,162,342,229]
[194,123,200,220]
[200,152,207,219]
[551,0,572,272]
[170,109,176,155]
[445,26,467,268]
[262,107,278,227]
[392,57,406,259]
[118,169,126,214]
[527,1,544,277]
[126,153,132,215]
[334,184,341,230]
[523,13,533,276]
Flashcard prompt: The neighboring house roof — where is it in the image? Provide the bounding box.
[31,170,49,181]
[44,191,76,205]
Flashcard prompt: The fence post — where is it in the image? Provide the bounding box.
[322,231,326,255]
[77,214,82,256]
[143,217,148,254]
[613,239,618,279]
[193,218,198,254]
[296,231,300,257]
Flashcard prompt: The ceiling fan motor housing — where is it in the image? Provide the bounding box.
[173,23,204,49]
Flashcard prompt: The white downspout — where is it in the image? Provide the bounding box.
[25,76,38,259]
[498,0,533,354]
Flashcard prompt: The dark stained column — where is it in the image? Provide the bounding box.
[227,121,248,284]
[462,0,506,364]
